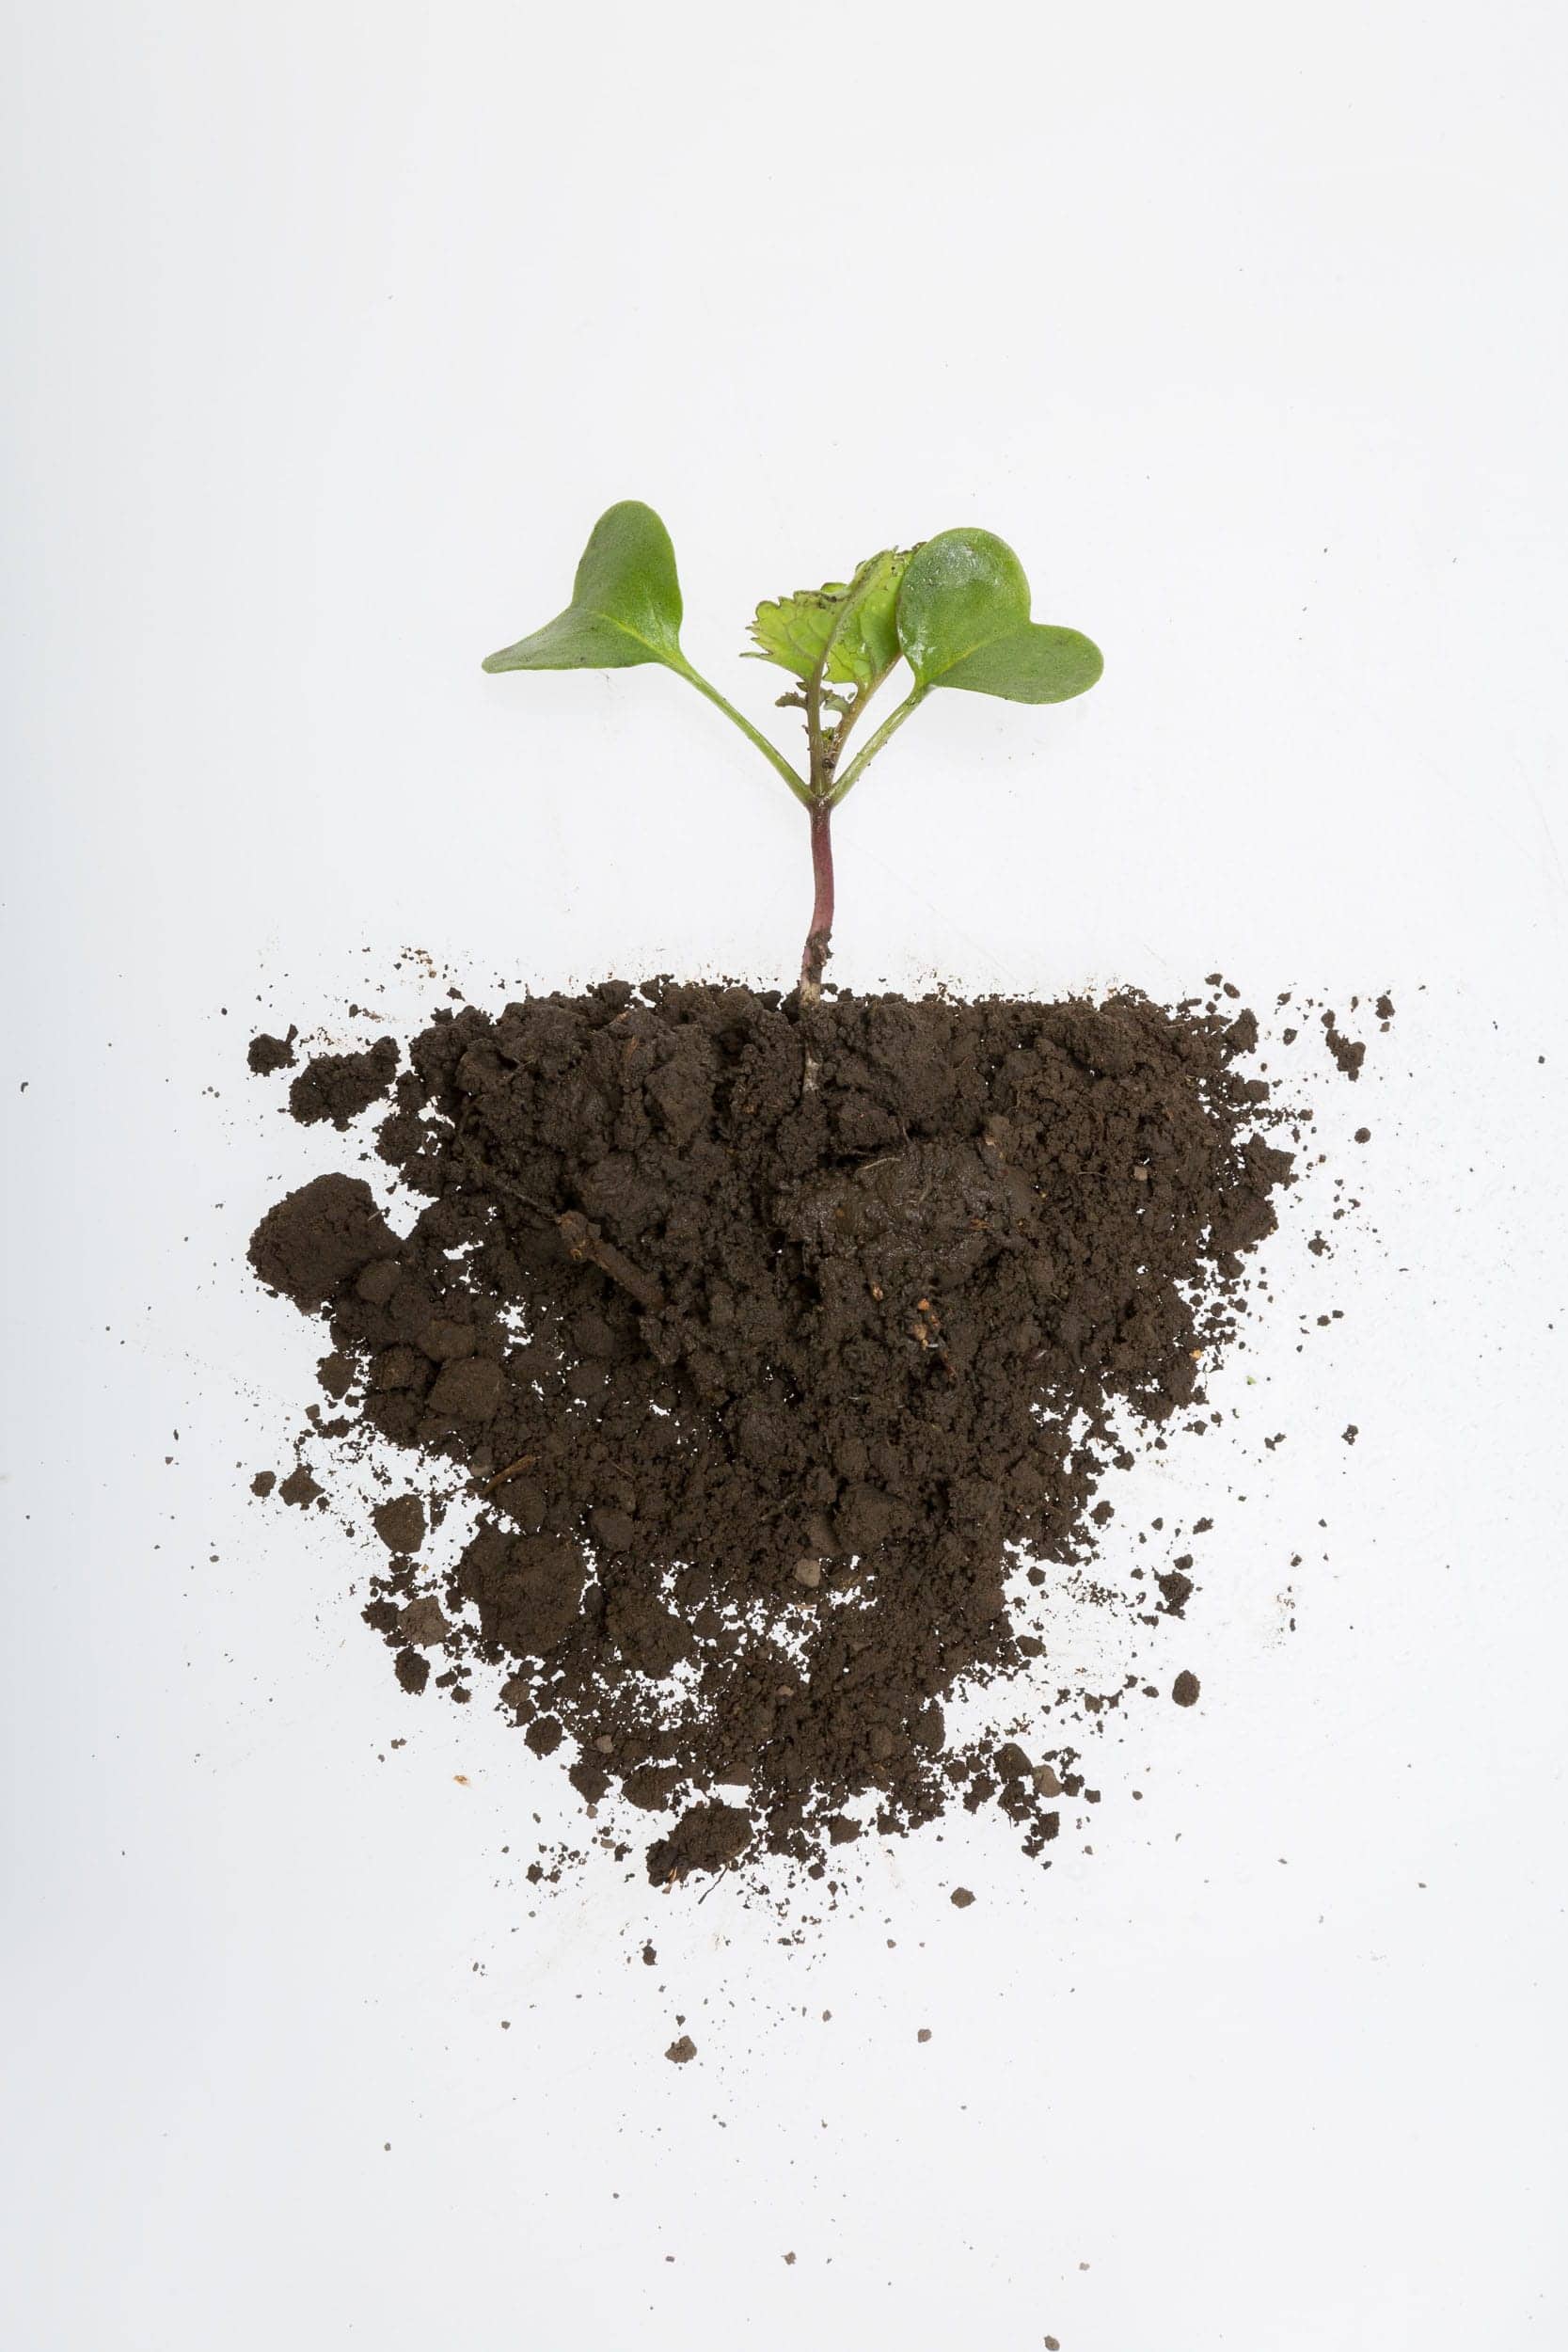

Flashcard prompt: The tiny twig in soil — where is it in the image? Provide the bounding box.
[556,1210,667,1312]
[455,1142,666,1311]
[480,1453,539,1495]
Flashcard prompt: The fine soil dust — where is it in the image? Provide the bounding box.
[248,981,1296,1883]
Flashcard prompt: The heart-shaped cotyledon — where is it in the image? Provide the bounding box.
[895,527,1103,705]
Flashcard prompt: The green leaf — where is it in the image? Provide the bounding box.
[896,528,1102,705]
[746,584,847,681]
[839,548,908,684]
[746,548,912,691]
[483,501,684,673]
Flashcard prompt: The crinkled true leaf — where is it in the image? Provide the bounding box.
[483,501,684,673]
[896,528,1102,705]
[747,548,911,690]
[746,583,847,680]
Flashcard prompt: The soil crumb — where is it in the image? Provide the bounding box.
[665,2034,697,2065]
[372,1493,426,1554]
[1172,1670,1201,1707]
[289,1038,399,1128]
[247,981,1299,1884]
[1322,1010,1366,1081]
[247,1027,297,1074]
[1156,1566,1194,1617]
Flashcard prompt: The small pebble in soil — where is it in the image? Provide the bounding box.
[917,2027,932,2043]
[950,1886,975,1909]
[1172,1671,1201,1707]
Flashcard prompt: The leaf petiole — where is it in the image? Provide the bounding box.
[667,654,812,805]
[828,682,930,807]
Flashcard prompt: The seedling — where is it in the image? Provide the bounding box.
[483,501,1101,993]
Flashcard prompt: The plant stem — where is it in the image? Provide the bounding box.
[670,656,811,805]
[829,682,929,806]
[823,676,877,772]
[800,800,834,1000]
[803,658,829,802]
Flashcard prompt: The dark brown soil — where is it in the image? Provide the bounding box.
[247,1027,297,1075]
[1322,1011,1366,1081]
[287,1036,398,1128]
[247,980,1296,1883]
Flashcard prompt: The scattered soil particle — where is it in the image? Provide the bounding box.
[1354,1126,1370,1144]
[288,1038,399,1128]
[1375,993,1395,1023]
[247,1026,297,1074]
[248,981,1298,1881]
[250,1470,276,1498]
[646,1801,753,1886]
[917,2027,932,2043]
[1172,1670,1201,1708]
[665,2034,697,2065]
[950,1886,975,1909]
[277,1465,323,1509]
[1156,1566,1194,1617]
[1342,1423,1359,1444]
[372,1493,427,1554]
[1322,1011,1366,1081]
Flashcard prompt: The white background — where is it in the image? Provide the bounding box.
[5,4,1566,2346]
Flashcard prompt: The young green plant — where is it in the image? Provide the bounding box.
[483,501,1101,995]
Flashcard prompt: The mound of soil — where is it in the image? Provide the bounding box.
[248,981,1293,1882]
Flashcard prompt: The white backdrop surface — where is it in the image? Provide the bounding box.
[4,5,1566,2347]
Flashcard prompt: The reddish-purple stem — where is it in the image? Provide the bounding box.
[801,802,834,997]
